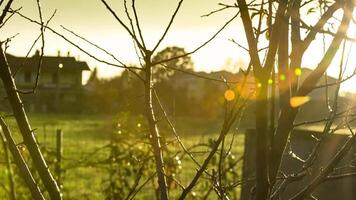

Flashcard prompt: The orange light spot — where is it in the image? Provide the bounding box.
[236,84,254,100]
[224,89,235,101]
[257,83,262,88]
[290,96,310,108]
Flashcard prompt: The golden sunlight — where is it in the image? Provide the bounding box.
[290,96,311,108]
[294,68,302,76]
[224,89,235,101]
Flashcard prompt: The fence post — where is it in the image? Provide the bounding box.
[55,129,63,188]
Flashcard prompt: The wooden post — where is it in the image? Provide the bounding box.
[43,124,47,148]
[55,129,63,188]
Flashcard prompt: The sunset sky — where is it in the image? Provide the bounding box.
[1,0,355,92]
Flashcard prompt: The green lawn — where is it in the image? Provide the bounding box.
[1,113,350,199]
[0,113,245,199]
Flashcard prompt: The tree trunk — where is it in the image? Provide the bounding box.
[144,55,169,200]
[255,79,270,200]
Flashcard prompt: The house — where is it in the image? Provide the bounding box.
[163,68,341,120]
[171,68,339,102]
[170,70,255,101]
[0,51,90,112]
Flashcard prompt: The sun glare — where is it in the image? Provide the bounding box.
[224,89,235,101]
[290,96,311,108]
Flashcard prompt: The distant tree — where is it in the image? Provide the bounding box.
[87,67,100,84]
[152,46,194,82]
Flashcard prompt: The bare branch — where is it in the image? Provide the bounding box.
[0,6,20,29]
[13,9,56,78]
[0,0,13,24]
[0,118,45,200]
[132,0,146,49]
[152,12,238,66]
[152,0,184,53]
[123,0,137,40]
[10,9,141,71]
[298,3,353,96]
[290,134,356,199]
[100,0,144,50]
[129,172,157,200]
[237,0,262,71]
[178,97,248,200]
[201,3,237,17]
[160,63,254,84]
[301,2,343,52]
[30,0,45,94]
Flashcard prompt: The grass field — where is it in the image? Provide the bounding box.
[0,113,245,199]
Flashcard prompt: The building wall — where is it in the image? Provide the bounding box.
[15,70,81,88]
[0,69,86,113]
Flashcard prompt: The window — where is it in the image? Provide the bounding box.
[24,71,31,83]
